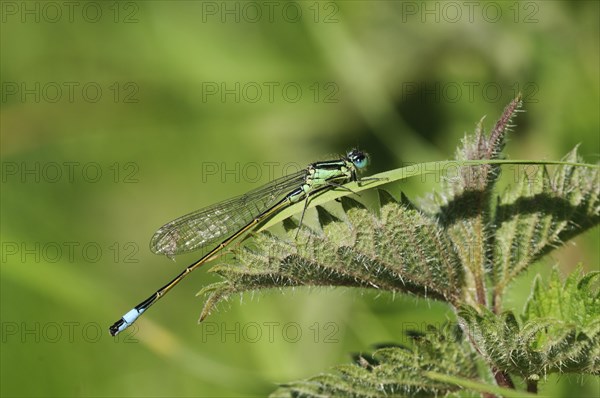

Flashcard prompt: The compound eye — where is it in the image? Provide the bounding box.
[348,150,368,169]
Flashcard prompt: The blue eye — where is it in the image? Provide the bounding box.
[354,157,368,169]
[348,150,368,169]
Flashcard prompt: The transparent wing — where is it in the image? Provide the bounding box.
[150,169,308,258]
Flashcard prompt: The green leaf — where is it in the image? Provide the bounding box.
[270,325,484,398]
[492,147,600,306]
[459,268,600,379]
[198,197,464,320]
[523,267,599,322]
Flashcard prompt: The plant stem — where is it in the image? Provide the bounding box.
[527,379,538,394]
[492,290,502,314]
[493,367,515,390]
[476,279,488,306]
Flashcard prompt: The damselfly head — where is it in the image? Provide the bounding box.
[347,149,369,170]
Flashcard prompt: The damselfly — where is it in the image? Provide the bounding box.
[109,149,369,336]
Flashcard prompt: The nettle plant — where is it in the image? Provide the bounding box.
[199,96,599,397]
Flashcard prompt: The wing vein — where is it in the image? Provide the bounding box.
[150,170,308,257]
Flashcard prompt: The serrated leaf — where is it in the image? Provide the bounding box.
[523,267,600,331]
[459,268,600,379]
[492,147,600,306]
[198,199,465,320]
[270,325,486,398]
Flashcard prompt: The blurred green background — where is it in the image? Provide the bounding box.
[1,1,598,397]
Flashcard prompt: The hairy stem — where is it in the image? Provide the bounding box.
[492,291,502,314]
